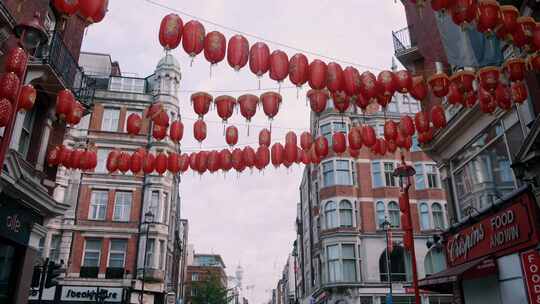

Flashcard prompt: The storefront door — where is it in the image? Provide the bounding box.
[0,242,18,304]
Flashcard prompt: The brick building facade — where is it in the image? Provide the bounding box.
[183,253,227,304]
[296,93,451,304]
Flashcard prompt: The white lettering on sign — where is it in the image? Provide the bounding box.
[447,224,485,263]
[6,215,21,233]
[60,286,122,302]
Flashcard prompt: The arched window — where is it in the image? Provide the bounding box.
[379,246,409,282]
[419,203,430,230]
[339,200,353,227]
[388,201,400,228]
[376,201,385,227]
[325,201,337,229]
[432,203,445,229]
[425,247,446,275]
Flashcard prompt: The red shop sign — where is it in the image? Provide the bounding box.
[521,250,540,304]
[446,193,538,267]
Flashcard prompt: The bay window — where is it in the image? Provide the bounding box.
[372,161,398,188]
[324,200,355,229]
[319,121,349,145]
[326,244,357,283]
[375,200,401,228]
[321,159,356,187]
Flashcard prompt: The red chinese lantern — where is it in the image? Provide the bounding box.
[5,47,28,79]
[409,76,428,101]
[496,5,520,41]
[495,84,512,111]
[308,147,320,165]
[243,146,256,168]
[146,103,163,121]
[130,152,143,174]
[348,147,360,159]
[532,23,540,52]
[86,149,99,170]
[528,53,540,72]
[431,105,447,129]
[18,84,36,112]
[271,143,284,167]
[511,81,528,104]
[0,98,13,128]
[285,143,298,164]
[159,14,183,50]
[332,91,351,113]
[449,70,476,95]
[225,125,239,146]
[463,91,478,108]
[431,0,453,12]
[232,148,245,172]
[376,93,392,109]
[377,70,397,97]
[399,116,415,137]
[326,62,344,93]
[476,0,501,34]
[289,53,309,88]
[308,59,327,90]
[450,0,477,28]
[117,152,131,174]
[169,120,184,143]
[418,128,434,144]
[227,35,250,71]
[207,150,221,173]
[47,146,61,167]
[106,150,120,173]
[196,151,208,174]
[300,132,313,150]
[374,138,388,156]
[513,17,536,50]
[204,31,226,65]
[249,42,270,77]
[56,89,74,119]
[238,94,258,123]
[362,125,377,148]
[503,58,526,82]
[359,71,380,101]
[269,50,289,83]
[415,111,430,133]
[260,92,282,120]
[53,0,80,17]
[255,146,270,170]
[387,140,397,154]
[71,149,86,170]
[285,131,297,146]
[0,72,20,103]
[167,152,181,174]
[355,93,371,112]
[127,113,142,136]
[348,127,363,150]
[259,128,271,147]
[182,20,205,59]
[428,72,450,98]
[155,152,168,175]
[66,101,83,126]
[343,66,361,96]
[178,154,189,173]
[220,149,233,172]
[314,136,329,158]
[448,82,464,105]
[478,66,500,92]
[189,152,198,172]
[79,0,108,23]
[479,87,496,114]
[152,109,169,127]
[191,92,213,119]
[152,125,167,141]
[395,70,412,94]
[215,95,236,123]
[307,89,328,114]
[332,132,347,154]
[58,146,72,168]
[193,119,207,143]
[384,120,398,142]
[300,149,311,165]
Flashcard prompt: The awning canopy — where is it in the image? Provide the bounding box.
[419,257,495,293]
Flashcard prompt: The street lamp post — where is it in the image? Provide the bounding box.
[393,155,420,304]
[382,219,393,304]
[0,13,48,167]
[140,211,155,304]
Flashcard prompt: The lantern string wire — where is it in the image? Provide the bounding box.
[142,0,387,71]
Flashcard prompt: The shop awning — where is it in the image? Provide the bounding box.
[419,257,495,292]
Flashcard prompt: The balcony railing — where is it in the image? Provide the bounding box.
[35,31,82,91]
[392,26,416,56]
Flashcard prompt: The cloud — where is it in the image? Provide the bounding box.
[81,1,406,302]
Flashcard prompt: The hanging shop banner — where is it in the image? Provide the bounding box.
[445,193,539,267]
[521,250,540,304]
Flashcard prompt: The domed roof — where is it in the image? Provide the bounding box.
[156,54,181,70]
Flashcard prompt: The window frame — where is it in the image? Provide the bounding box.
[113,191,132,222]
[319,120,350,145]
[375,200,405,229]
[108,239,127,268]
[83,239,102,267]
[49,234,61,263]
[415,163,440,190]
[89,190,108,221]
[321,158,356,187]
[95,149,110,173]
[372,161,399,188]
[18,109,37,158]
[325,243,358,283]
[101,107,120,132]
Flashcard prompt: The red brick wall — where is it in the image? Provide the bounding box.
[69,232,84,273]
[90,103,104,131]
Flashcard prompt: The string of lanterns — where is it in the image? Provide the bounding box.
[52,0,109,24]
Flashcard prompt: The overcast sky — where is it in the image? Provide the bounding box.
[81,1,407,302]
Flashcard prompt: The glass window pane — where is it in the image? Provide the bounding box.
[415,164,425,190]
[420,203,430,230]
[376,201,386,226]
[372,162,383,188]
[388,202,400,228]
[327,245,339,259]
[342,245,355,259]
